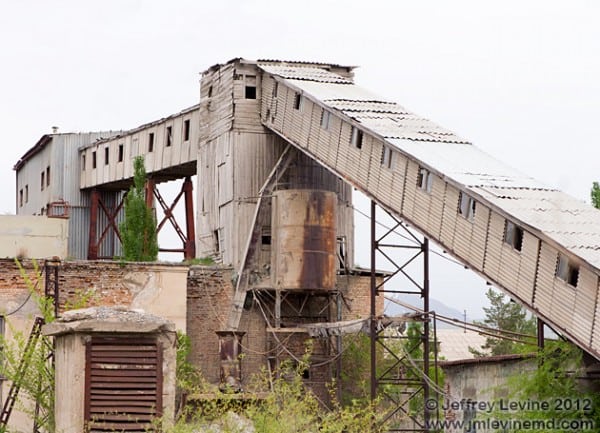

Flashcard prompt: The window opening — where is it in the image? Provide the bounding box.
[417,167,433,193]
[556,254,579,287]
[166,126,172,147]
[320,109,331,130]
[148,132,154,152]
[293,92,303,110]
[183,119,191,141]
[381,146,393,169]
[351,127,363,149]
[504,220,523,251]
[458,192,476,221]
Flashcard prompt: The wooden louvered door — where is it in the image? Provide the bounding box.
[84,336,163,433]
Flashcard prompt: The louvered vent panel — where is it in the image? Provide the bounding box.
[85,336,162,433]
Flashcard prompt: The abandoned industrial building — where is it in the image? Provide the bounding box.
[4,57,600,431]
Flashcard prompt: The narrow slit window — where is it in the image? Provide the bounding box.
[183,119,191,141]
[25,185,28,203]
[245,86,257,99]
[272,81,278,98]
[148,133,154,152]
[214,229,220,253]
[504,220,523,251]
[351,127,363,149]
[92,151,97,169]
[41,172,45,191]
[556,254,579,287]
[118,144,124,162]
[381,146,393,169]
[417,167,433,193]
[320,109,331,130]
[458,192,476,221]
[166,126,172,147]
[208,85,213,98]
[46,166,50,186]
[293,92,303,110]
[19,189,23,207]
[82,154,86,171]
[104,147,109,165]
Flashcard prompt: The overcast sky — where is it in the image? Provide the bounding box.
[1,1,599,318]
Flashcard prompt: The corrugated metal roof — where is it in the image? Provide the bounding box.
[259,63,600,272]
[259,64,353,84]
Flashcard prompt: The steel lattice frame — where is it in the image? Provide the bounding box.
[369,201,440,432]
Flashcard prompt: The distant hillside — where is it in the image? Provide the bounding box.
[384,296,483,329]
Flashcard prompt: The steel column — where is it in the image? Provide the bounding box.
[183,176,196,260]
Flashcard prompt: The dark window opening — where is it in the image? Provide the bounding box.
[25,185,28,203]
[148,133,154,152]
[556,254,579,287]
[272,81,278,98]
[214,229,220,253]
[293,92,303,110]
[82,154,86,171]
[458,192,476,221]
[417,167,433,193]
[92,151,97,169]
[118,144,124,162]
[19,189,23,207]
[351,127,363,149]
[261,228,271,246]
[208,85,213,98]
[41,172,45,191]
[104,147,109,165]
[183,119,191,141]
[245,86,257,99]
[166,126,172,147]
[504,220,523,251]
[46,166,50,186]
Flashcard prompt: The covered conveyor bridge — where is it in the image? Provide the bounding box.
[255,61,600,360]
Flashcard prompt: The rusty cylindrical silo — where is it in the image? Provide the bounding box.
[271,189,337,291]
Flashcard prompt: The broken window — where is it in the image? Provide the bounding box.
[556,254,579,287]
[351,126,363,149]
[417,167,433,193]
[118,144,124,162]
[166,126,172,147]
[504,220,523,251]
[381,145,393,169]
[320,109,331,130]
[92,151,97,169]
[245,86,257,99]
[293,92,303,111]
[183,119,191,141]
[148,133,154,152]
[458,192,476,221]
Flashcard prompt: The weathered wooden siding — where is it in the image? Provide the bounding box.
[260,69,600,357]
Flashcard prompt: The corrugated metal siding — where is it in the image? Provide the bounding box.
[572,267,597,345]
[534,242,558,313]
[515,232,538,304]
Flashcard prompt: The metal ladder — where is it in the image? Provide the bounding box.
[0,316,45,431]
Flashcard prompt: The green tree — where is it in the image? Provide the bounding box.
[470,288,536,357]
[119,156,158,261]
[592,181,600,209]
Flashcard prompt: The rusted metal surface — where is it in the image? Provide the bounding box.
[87,189,125,260]
[271,189,337,291]
[85,336,161,432]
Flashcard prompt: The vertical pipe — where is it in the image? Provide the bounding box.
[370,200,377,402]
[336,291,343,403]
[537,318,545,350]
[275,290,281,329]
[87,189,99,259]
[183,176,196,260]
[423,237,431,427]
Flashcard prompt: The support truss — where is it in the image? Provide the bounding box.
[369,201,440,432]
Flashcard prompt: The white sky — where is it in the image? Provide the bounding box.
[1,0,599,318]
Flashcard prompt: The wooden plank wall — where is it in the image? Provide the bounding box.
[261,72,600,356]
